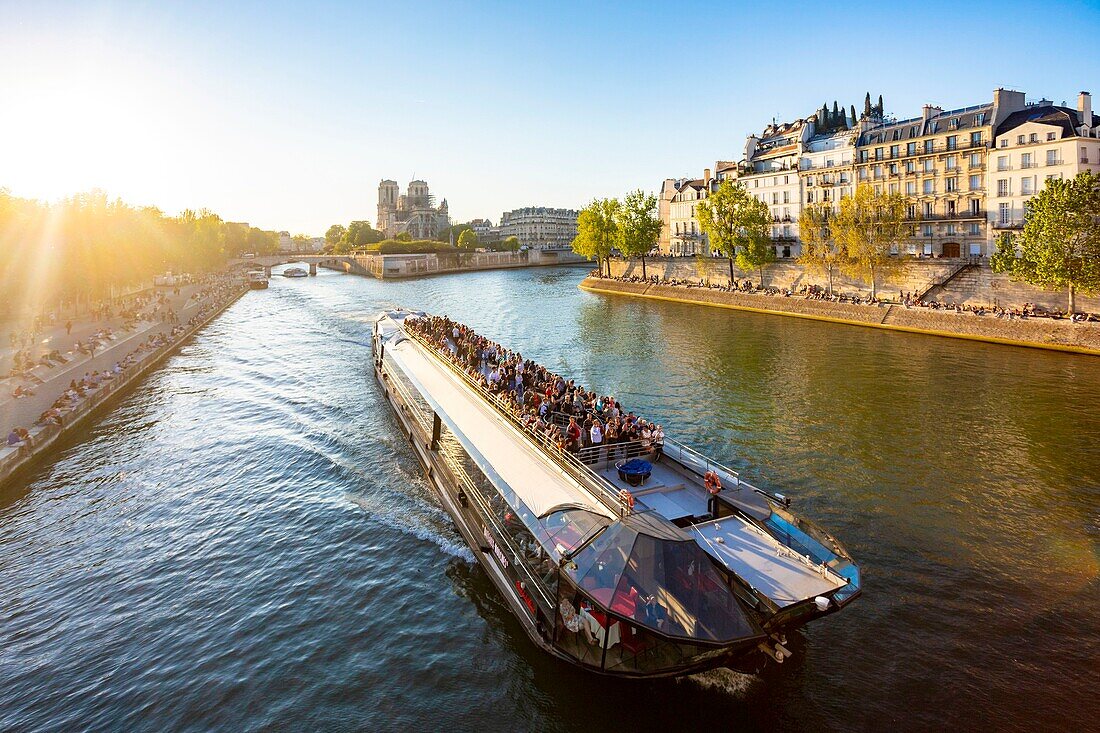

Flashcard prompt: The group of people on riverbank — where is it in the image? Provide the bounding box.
[405,315,664,460]
[595,271,1099,322]
[3,276,243,454]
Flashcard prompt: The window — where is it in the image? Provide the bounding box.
[783,225,791,237]
[924,139,934,153]
[997,155,1008,171]
[976,113,986,125]
[890,145,899,159]
[971,131,983,146]
[875,147,884,161]
[946,155,957,170]
[874,184,882,195]
[923,180,934,195]
[999,203,1010,224]
[806,191,814,203]
[907,142,917,156]
[859,168,868,180]
[946,178,958,192]
[784,175,789,184]
[890,162,898,175]
[970,199,980,215]
[999,139,1008,148]
[783,191,790,203]
[947,135,958,150]
[807,176,814,186]
[923,224,933,236]
[969,175,981,190]
[969,222,980,235]
[1047,149,1059,165]
[924,201,934,217]
[772,192,779,204]
[825,158,834,168]
[1047,132,1056,141]
[906,160,916,173]
[923,159,934,173]
[970,153,981,167]
[889,183,899,194]
[1021,153,1032,169]
[1021,178,1034,195]
[1082,147,1089,164]
[839,172,849,183]
[859,150,868,162]
[907,204,917,219]
[1017,134,1025,145]
[874,164,883,179]
[906,181,917,195]
[949,118,960,130]
[997,179,1009,197]
[1029,133,1038,143]
[947,224,957,235]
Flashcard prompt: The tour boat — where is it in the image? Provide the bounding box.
[372,308,860,677]
[282,267,308,278]
[247,270,269,289]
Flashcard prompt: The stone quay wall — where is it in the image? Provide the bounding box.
[0,285,249,486]
[580,277,1100,355]
[606,257,1100,314]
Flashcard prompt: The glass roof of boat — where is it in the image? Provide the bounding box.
[565,511,758,643]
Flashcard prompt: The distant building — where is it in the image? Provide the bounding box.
[498,207,579,250]
[377,179,450,239]
[277,231,294,253]
[468,218,500,244]
[661,172,712,256]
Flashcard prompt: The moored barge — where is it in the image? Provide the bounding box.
[372,308,860,677]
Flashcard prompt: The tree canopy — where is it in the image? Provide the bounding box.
[616,190,661,279]
[571,197,620,276]
[832,183,909,298]
[695,178,771,283]
[991,171,1100,314]
[797,203,843,293]
[457,229,479,249]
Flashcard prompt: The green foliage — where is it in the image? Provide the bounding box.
[344,220,384,247]
[457,229,479,249]
[992,171,1100,312]
[375,239,455,254]
[0,188,258,311]
[833,183,910,297]
[572,197,620,275]
[500,235,520,252]
[616,190,662,279]
[437,223,473,243]
[394,231,412,242]
[798,203,844,292]
[325,224,346,246]
[695,178,771,282]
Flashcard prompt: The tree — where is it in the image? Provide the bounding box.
[501,235,520,252]
[457,229,479,249]
[798,203,844,293]
[833,183,910,299]
[615,190,662,280]
[325,224,346,247]
[395,231,412,242]
[990,171,1100,314]
[850,105,857,125]
[292,234,311,253]
[437,223,473,244]
[571,197,620,277]
[864,92,872,118]
[695,178,771,284]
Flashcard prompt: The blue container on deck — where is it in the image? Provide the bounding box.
[617,458,652,487]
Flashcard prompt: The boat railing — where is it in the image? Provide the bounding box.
[378,348,557,612]
[402,328,627,517]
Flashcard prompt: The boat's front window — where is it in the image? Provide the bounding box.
[565,512,757,644]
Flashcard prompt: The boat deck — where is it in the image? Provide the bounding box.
[594,459,844,608]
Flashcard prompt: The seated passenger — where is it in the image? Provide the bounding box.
[639,594,668,631]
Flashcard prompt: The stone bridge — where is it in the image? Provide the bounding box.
[226,255,365,276]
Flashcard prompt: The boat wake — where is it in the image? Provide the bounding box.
[344,492,475,563]
[685,667,759,697]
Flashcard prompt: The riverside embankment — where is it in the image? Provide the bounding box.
[0,279,248,484]
[580,276,1100,354]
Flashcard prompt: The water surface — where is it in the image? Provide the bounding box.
[1,266,1097,732]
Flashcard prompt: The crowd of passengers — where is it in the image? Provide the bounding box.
[598,271,1099,322]
[405,315,665,460]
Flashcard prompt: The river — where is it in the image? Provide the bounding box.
[1,266,1097,732]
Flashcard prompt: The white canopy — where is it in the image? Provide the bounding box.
[384,325,613,520]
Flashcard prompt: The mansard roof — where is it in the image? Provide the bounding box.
[859,103,993,145]
[995,105,1084,138]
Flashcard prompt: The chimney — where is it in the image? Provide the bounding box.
[1078,92,1093,128]
[992,88,1027,127]
[921,104,941,124]
[703,168,711,183]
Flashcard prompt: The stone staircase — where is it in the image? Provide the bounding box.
[916,260,977,301]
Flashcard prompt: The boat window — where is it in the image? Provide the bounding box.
[566,512,757,643]
[541,507,609,558]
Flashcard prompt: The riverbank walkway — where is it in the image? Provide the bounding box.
[1,275,247,483]
[582,274,1100,355]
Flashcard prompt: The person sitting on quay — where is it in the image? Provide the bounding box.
[11,384,35,399]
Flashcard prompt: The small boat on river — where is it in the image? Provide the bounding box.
[247,269,268,289]
[372,308,860,677]
[281,267,308,278]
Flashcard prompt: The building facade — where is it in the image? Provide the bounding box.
[376,179,450,239]
[467,218,500,244]
[741,118,815,257]
[800,128,856,216]
[988,93,1100,235]
[498,207,579,250]
[665,172,711,256]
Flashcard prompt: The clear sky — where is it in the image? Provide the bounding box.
[2,0,1100,235]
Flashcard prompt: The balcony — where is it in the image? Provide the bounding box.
[993,221,1023,230]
